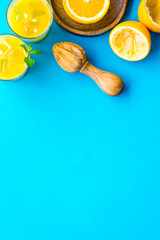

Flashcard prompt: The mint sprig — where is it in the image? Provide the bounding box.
[24,57,35,67]
[20,44,41,68]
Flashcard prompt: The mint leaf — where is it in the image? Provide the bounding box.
[21,44,41,68]
[20,44,29,53]
[30,50,41,55]
[24,57,35,67]
[28,44,32,52]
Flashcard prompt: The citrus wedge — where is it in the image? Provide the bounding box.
[63,0,110,24]
[138,0,160,33]
[109,21,151,61]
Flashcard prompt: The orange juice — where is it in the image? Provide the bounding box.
[0,35,28,81]
[7,0,53,42]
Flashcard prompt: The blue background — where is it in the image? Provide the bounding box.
[0,0,160,239]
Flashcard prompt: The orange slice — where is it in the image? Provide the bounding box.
[109,21,151,61]
[138,0,160,33]
[63,0,110,24]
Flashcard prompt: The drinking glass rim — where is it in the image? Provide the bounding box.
[6,0,53,41]
[0,33,29,81]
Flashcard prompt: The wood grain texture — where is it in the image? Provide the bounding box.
[53,42,87,72]
[53,42,124,96]
[49,0,128,36]
[80,61,124,96]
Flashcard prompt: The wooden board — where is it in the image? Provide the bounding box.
[49,0,128,36]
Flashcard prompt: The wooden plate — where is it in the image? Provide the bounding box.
[49,0,128,36]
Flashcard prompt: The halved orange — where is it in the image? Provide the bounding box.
[63,0,110,24]
[109,21,151,61]
[138,0,160,33]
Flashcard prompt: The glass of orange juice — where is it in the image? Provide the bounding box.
[0,34,28,81]
[7,0,53,42]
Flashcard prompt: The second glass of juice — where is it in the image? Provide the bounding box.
[7,0,53,42]
[0,34,28,81]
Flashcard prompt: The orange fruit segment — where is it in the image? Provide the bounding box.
[63,0,110,24]
[109,21,151,61]
[138,0,160,33]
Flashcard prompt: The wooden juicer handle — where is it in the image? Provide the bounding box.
[80,61,124,96]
